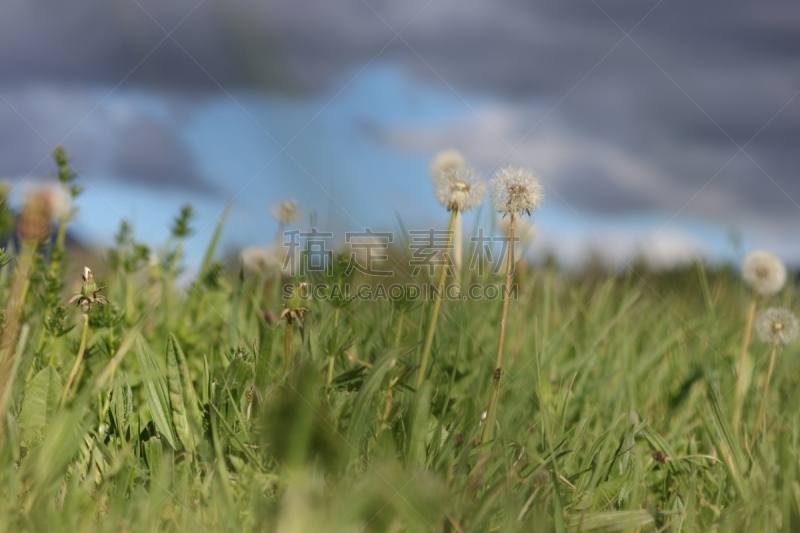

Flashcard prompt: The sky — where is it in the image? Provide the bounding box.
[1,0,799,270]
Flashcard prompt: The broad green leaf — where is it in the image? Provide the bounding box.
[19,407,87,512]
[135,334,179,449]
[591,472,631,510]
[18,367,62,436]
[144,435,164,480]
[406,381,432,467]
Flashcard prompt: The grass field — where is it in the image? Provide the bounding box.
[0,152,798,532]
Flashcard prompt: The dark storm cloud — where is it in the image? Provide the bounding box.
[1,0,799,227]
[0,88,217,194]
[0,0,289,192]
[0,0,289,91]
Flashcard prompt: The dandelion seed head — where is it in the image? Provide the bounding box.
[742,250,786,295]
[241,243,285,275]
[45,185,72,223]
[491,166,543,216]
[430,151,485,212]
[271,200,300,225]
[432,167,485,212]
[430,149,466,177]
[755,307,799,346]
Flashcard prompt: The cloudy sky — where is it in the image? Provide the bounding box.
[1,0,798,269]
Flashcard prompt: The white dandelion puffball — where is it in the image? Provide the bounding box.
[742,250,786,296]
[432,167,485,212]
[430,151,485,212]
[48,185,72,223]
[270,200,300,225]
[491,166,543,216]
[241,243,284,274]
[755,307,799,346]
[430,150,466,177]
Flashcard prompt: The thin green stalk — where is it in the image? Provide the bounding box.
[125,271,135,325]
[61,313,89,406]
[36,221,70,358]
[453,211,463,280]
[481,213,516,444]
[0,239,36,443]
[166,243,183,331]
[48,337,59,367]
[752,343,778,444]
[416,209,458,388]
[734,294,757,432]
[284,316,293,372]
[183,203,230,322]
[326,308,340,388]
[55,221,67,253]
[393,311,405,347]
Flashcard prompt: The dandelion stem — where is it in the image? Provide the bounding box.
[734,294,757,431]
[61,313,89,406]
[752,343,778,444]
[416,209,458,389]
[454,211,463,280]
[481,213,516,444]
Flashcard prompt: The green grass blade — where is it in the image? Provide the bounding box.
[345,349,398,462]
[135,334,179,450]
[166,333,196,451]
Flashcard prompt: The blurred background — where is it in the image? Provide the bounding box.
[1,0,798,271]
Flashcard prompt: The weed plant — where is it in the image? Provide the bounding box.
[0,149,798,532]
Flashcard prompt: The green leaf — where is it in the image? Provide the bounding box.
[591,472,631,510]
[346,350,397,460]
[111,372,133,436]
[166,333,195,451]
[566,510,654,532]
[135,334,179,450]
[144,435,164,480]
[18,367,62,438]
[170,333,204,443]
[406,381,432,467]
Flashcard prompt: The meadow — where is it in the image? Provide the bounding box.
[0,148,798,532]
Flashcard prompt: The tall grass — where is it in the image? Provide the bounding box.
[0,151,798,532]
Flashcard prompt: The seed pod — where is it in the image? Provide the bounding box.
[81,267,97,298]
